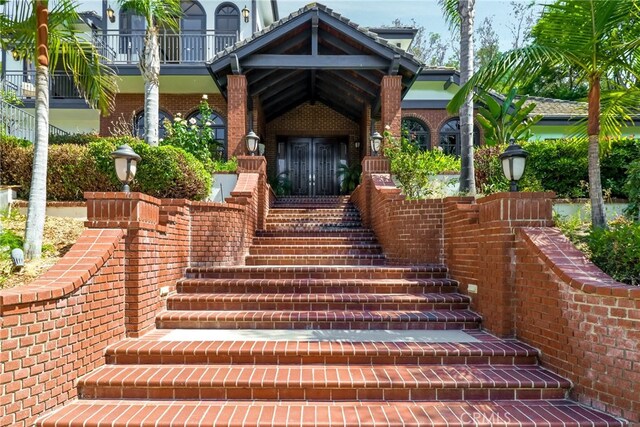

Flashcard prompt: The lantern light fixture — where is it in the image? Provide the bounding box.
[106,4,116,23]
[499,138,529,192]
[241,5,250,23]
[245,131,260,155]
[111,144,141,192]
[370,132,383,156]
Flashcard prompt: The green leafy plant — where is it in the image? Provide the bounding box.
[474,144,543,195]
[161,98,222,169]
[588,217,640,285]
[337,163,362,194]
[475,88,543,146]
[269,172,292,196]
[212,157,238,173]
[624,160,640,221]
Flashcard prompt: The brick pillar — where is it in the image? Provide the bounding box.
[237,156,268,230]
[380,75,402,142]
[227,74,248,158]
[361,103,372,157]
[85,192,162,337]
[474,192,554,337]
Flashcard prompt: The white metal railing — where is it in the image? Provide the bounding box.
[0,96,70,143]
[97,30,238,65]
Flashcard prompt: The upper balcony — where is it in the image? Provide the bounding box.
[95,30,238,65]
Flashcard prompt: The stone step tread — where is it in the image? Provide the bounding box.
[246,254,387,260]
[178,278,459,286]
[156,310,482,323]
[167,293,470,304]
[77,364,570,390]
[255,231,376,238]
[106,335,538,359]
[36,400,625,427]
[252,239,379,245]
[186,265,448,274]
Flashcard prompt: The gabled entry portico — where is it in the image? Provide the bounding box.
[207,3,421,194]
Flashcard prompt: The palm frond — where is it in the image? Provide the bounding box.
[117,0,182,31]
[438,0,460,30]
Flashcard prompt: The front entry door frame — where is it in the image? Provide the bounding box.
[285,137,342,196]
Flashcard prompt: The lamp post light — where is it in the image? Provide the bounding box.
[241,5,250,23]
[245,131,260,156]
[370,132,383,156]
[499,138,528,192]
[111,144,141,193]
[106,4,116,23]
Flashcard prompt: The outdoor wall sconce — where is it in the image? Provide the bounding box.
[11,50,20,60]
[354,140,361,149]
[111,144,141,192]
[370,132,383,156]
[499,138,528,192]
[106,4,116,23]
[242,5,250,23]
[245,131,260,155]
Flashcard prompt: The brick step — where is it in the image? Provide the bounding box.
[265,223,364,231]
[249,244,383,255]
[105,335,539,366]
[268,208,360,215]
[177,278,460,294]
[255,230,376,239]
[166,293,470,311]
[185,265,449,280]
[253,236,378,245]
[155,309,481,330]
[245,254,387,266]
[36,399,625,427]
[76,364,569,401]
[265,218,362,226]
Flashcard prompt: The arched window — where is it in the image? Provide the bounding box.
[134,110,172,140]
[439,118,480,156]
[402,117,431,151]
[186,110,227,158]
[215,3,240,51]
[180,1,206,62]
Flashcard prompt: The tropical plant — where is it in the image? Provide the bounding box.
[439,0,477,195]
[337,163,362,194]
[0,0,117,259]
[624,160,640,221]
[448,0,640,228]
[117,0,182,146]
[475,88,543,146]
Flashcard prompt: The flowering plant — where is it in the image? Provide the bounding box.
[161,96,223,168]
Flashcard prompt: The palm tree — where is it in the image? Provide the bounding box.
[439,0,477,195]
[117,0,182,146]
[0,0,117,259]
[448,0,640,228]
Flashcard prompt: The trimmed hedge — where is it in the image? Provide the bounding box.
[475,137,640,198]
[0,135,211,201]
[588,218,640,286]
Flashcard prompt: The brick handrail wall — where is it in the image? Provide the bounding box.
[0,229,126,427]
[0,157,271,427]
[351,156,639,422]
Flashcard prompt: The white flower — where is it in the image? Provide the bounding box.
[202,94,208,100]
[205,121,212,126]
[191,125,197,130]
[436,146,443,152]
[384,124,391,130]
[176,113,182,117]
[174,117,182,123]
[189,118,197,125]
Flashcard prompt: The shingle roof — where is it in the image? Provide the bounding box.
[207,2,419,64]
[523,96,588,117]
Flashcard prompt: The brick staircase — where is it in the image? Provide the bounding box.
[38,196,624,426]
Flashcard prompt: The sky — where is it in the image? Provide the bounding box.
[276,0,546,52]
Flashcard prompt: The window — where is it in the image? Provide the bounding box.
[186,110,227,158]
[401,117,431,151]
[179,1,206,62]
[215,3,240,51]
[134,110,172,139]
[439,118,480,156]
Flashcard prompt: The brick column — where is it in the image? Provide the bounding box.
[227,74,248,158]
[380,75,402,142]
[85,192,162,337]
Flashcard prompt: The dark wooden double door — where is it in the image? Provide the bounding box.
[287,138,341,196]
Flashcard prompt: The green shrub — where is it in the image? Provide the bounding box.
[624,160,640,220]
[1,135,211,200]
[588,218,640,285]
[212,157,238,172]
[48,133,101,145]
[385,130,461,199]
[601,137,640,198]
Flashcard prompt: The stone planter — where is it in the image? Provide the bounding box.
[553,198,629,221]
[210,172,238,202]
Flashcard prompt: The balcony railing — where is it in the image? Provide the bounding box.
[3,71,82,100]
[96,30,238,65]
[0,98,69,142]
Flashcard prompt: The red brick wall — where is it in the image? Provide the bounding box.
[515,227,640,422]
[264,101,361,178]
[0,229,126,427]
[381,75,402,142]
[100,93,227,136]
[227,75,248,158]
